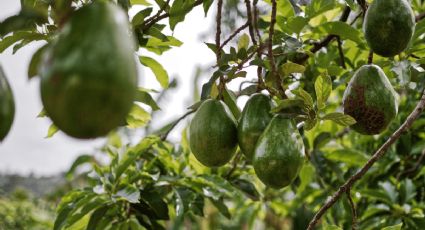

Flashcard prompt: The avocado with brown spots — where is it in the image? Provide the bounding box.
[189,99,238,167]
[39,2,138,138]
[363,0,415,57]
[343,65,398,135]
[253,115,304,189]
[0,66,15,142]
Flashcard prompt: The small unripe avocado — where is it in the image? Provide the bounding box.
[238,94,273,161]
[189,99,238,167]
[343,65,398,135]
[0,66,15,141]
[40,2,138,138]
[363,0,415,57]
[253,115,305,189]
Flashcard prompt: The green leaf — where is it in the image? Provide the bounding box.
[323,224,343,230]
[66,155,93,180]
[230,179,260,201]
[272,98,304,113]
[382,223,403,230]
[305,0,336,18]
[304,118,317,131]
[131,8,153,26]
[237,34,250,51]
[139,56,169,88]
[322,112,356,126]
[293,88,314,110]
[315,74,332,110]
[281,62,306,75]
[86,206,109,230]
[298,163,315,193]
[135,89,160,111]
[324,148,369,166]
[115,186,140,203]
[28,44,47,79]
[315,21,364,45]
[46,124,58,138]
[130,0,151,5]
[126,104,151,128]
[169,0,195,30]
[203,0,214,16]
[222,87,240,120]
[281,16,309,34]
[209,197,231,219]
[0,32,47,53]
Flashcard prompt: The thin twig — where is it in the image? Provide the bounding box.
[219,22,250,50]
[346,189,357,230]
[143,0,171,26]
[215,0,223,60]
[142,0,204,31]
[307,90,425,230]
[253,0,265,92]
[294,7,351,64]
[356,0,367,13]
[244,0,257,45]
[368,50,373,64]
[336,36,346,69]
[160,110,195,141]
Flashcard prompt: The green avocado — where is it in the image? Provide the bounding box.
[189,99,238,167]
[253,115,304,189]
[343,65,398,135]
[363,0,415,57]
[39,2,138,138]
[0,66,15,141]
[238,94,272,161]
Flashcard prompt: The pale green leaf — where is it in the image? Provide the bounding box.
[293,88,314,110]
[237,33,250,51]
[315,74,332,110]
[281,62,305,75]
[322,112,356,126]
[139,56,169,88]
[46,124,58,138]
[130,0,151,5]
[382,223,403,230]
[324,148,369,166]
[126,105,151,128]
[315,21,364,45]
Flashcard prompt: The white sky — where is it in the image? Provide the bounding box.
[0,1,219,175]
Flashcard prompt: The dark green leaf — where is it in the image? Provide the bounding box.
[135,89,161,111]
[322,112,356,126]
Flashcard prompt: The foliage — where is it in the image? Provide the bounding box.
[2,0,425,229]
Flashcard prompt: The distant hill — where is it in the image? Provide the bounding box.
[0,173,64,197]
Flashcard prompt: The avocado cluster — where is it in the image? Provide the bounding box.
[189,94,305,189]
[0,65,15,141]
[39,1,138,139]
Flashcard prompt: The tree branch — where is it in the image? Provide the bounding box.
[307,89,425,230]
[160,110,195,141]
[219,22,250,50]
[244,0,257,45]
[336,36,346,69]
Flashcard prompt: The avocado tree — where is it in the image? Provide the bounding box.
[1,0,425,229]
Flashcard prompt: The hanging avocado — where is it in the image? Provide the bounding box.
[0,66,15,141]
[343,65,398,135]
[253,115,305,189]
[39,2,138,139]
[363,0,415,57]
[189,99,238,167]
[238,94,273,161]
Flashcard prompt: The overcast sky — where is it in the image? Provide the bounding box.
[0,1,218,176]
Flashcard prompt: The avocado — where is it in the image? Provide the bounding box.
[343,65,398,135]
[0,66,15,141]
[253,115,305,189]
[238,94,273,161]
[189,99,238,167]
[363,0,415,57]
[39,1,138,138]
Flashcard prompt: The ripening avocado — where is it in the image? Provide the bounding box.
[0,66,15,141]
[238,94,273,161]
[39,1,138,138]
[363,0,415,57]
[343,65,398,135]
[253,115,305,189]
[189,99,238,167]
